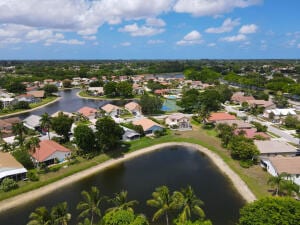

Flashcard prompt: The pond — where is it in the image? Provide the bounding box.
[0,146,245,225]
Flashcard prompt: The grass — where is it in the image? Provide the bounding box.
[0,125,271,201]
[78,90,138,100]
[0,96,58,116]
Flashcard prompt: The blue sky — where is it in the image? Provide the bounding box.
[0,0,299,59]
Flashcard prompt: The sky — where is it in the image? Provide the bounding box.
[0,0,299,60]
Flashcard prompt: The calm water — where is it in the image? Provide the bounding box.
[0,146,245,225]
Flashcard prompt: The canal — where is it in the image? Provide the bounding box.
[0,146,245,225]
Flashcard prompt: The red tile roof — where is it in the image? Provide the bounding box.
[234,128,270,139]
[77,106,98,117]
[31,140,71,162]
[208,112,236,122]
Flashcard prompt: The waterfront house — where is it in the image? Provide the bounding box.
[230,92,255,104]
[87,87,104,96]
[0,117,21,137]
[125,102,142,116]
[51,111,74,118]
[121,126,141,141]
[0,152,27,182]
[262,156,300,186]
[31,140,71,166]
[101,104,122,117]
[77,106,98,120]
[15,94,37,103]
[165,113,191,130]
[254,140,299,157]
[27,90,45,99]
[133,118,164,135]
[23,115,42,130]
[0,97,17,108]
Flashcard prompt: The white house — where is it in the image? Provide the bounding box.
[263,108,296,122]
[31,140,71,166]
[262,156,300,186]
[101,104,122,117]
[0,152,27,182]
[88,87,104,96]
[165,113,191,130]
[0,97,17,108]
[23,115,42,130]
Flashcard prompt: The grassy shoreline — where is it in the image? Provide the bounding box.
[77,90,138,100]
[0,127,270,203]
[0,96,60,118]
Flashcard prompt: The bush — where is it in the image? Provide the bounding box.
[27,171,39,181]
[239,160,254,168]
[0,178,19,192]
[12,150,34,169]
[13,101,30,110]
[154,129,167,137]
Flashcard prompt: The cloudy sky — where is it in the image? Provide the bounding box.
[0,0,299,59]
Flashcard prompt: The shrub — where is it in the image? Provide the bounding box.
[27,171,39,181]
[0,178,19,192]
[154,129,167,137]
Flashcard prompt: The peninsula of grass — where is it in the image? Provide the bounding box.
[0,96,59,118]
[0,126,271,202]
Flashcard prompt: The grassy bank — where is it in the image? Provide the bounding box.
[78,90,138,100]
[0,127,270,201]
[0,96,58,117]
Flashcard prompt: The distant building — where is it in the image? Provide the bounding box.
[125,102,142,116]
[231,92,255,104]
[247,100,276,110]
[23,115,42,130]
[77,106,98,120]
[207,112,236,123]
[165,113,191,130]
[0,117,21,137]
[133,118,164,135]
[101,104,122,117]
[255,140,299,157]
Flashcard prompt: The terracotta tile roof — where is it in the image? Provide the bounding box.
[125,102,140,111]
[231,92,255,103]
[269,156,300,174]
[77,106,98,117]
[101,104,120,113]
[234,128,270,139]
[133,118,163,131]
[31,140,71,162]
[247,100,275,108]
[208,112,236,122]
[3,117,21,124]
[27,90,45,98]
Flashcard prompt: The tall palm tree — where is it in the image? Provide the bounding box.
[107,190,138,212]
[12,122,26,146]
[173,185,205,223]
[1,142,12,152]
[25,136,40,167]
[147,185,176,225]
[77,186,104,225]
[281,180,300,197]
[267,172,289,196]
[27,206,51,225]
[51,202,71,225]
[40,113,52,140]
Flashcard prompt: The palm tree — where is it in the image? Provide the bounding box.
[51,202,71,225]
[281,180,300,197]
[147,185,176,225]
[1,142,12,152]
[174,186,205,223]
[12,122,26,146]
[40,113,52,140]
[25,136,40,167]
[27,206,51,225]
[77,186,104,225]
[267,172,289,196]
[107,190,138,212]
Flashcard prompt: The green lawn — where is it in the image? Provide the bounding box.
[0,126,271,201]
[78,90,138,100]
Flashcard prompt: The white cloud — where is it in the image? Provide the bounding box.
[205,18,240,33]
[120,42,131,46]
[176,30,203,46]
[173,0,262,17]
[82,35,97,40]
[146,18,166,27]
[298,43,300,48]
[239,24,258,34]
[208,43,216,47]
[147,39,165,44]
[118,23,164,36]
[220,34,246,42]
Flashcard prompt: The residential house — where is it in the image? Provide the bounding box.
[125,102,142,116]
[121,126,141,141]
[15,94,37,103]
[207,112,236,123]
[77,106,98,120]
[87,87,104,96]
[247,100,276,110]
[165,113,191,130]
[154,89,168,95]
[101,104,122,117]
[23,115,42,130]
[262,156,300,186]
[254,140,299,157]
[215,120,252,129]
[263,108,296,122]
[27,90,45,99]
[234,128,270,140]
[231,92,255,104]
[51,111,74,118]
[133,118,164,135]
[0,152,27,182]
[0,117,21,137]
[0,97,17,108]
[31,140,71,166]
[132,84,144,95]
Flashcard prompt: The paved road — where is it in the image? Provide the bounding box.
[223,104,299,145]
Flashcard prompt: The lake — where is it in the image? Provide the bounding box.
[0,146,245,225]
